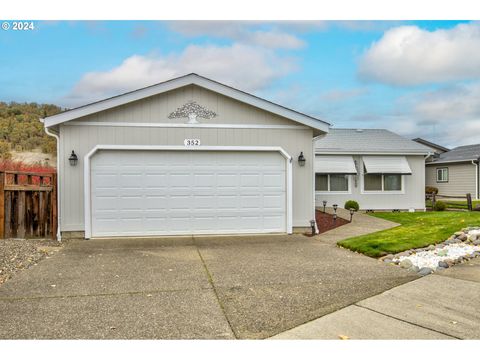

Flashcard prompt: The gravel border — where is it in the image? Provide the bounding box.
[0,238,63,286]
[380,227,480,276]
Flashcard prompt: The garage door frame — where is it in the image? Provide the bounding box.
[84,145,293,238]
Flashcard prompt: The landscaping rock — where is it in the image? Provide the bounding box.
[437,249,448,256]
[418,267,433,276]
[438,260,449,268]
[410,265,420,273]
[457,234,468,241]
[445,259,455,267]
[383,259,394,264]
[388,228,480,275]
[399,259,413,269]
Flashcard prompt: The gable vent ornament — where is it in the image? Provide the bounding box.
[168,101,217,124]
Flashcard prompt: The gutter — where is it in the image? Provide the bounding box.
[473,158,480,200]
[44,124,62,242]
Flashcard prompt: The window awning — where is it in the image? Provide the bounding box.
[315,155,357,174]
[363,156,412,175]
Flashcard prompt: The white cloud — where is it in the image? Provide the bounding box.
[168,21,307,49]
[64,43,297,106]
[378,83,480,147]
[358,22,480,86]
[320,88,368,102]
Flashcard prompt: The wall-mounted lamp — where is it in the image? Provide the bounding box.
[69,150,78,166]
[298,152,306,167]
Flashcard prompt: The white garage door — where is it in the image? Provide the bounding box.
[90,150,287,237]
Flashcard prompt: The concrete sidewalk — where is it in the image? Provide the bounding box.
[271,257,480,339]
[316,207,399,244]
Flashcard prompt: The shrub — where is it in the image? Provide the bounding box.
[344,200,359,211]
[433,201,447,211]
[426,186,439,195]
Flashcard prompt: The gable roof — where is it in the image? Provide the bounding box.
[315,128,431,155]
[412,138,450,153]
[427,143,480,164]
[42,73,330,132]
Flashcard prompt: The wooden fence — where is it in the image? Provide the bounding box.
[426,192,473,211]
[0,171,57,239]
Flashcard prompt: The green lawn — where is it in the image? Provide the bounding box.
[425,199,480,210]
[338,211,480,258]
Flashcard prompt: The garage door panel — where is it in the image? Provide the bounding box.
[168,195,191,210]
[90,150,286,236]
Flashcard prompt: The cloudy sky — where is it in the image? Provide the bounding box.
[0,20,479,147]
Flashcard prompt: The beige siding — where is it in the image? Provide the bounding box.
[73,85,299,126]
[315,155,426,210]
[426,162,477,197]
[59,125,315,231]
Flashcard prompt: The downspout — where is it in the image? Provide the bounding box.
[44,124,62,242]
[472,158,479,200]
[312,133,326,234]
[424,152,432,212]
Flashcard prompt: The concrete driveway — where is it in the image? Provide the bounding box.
[0,235,417,339]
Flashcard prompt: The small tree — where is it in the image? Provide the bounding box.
[0,139,11,160]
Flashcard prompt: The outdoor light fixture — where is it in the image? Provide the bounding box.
[298,152,306,167]
[310,220,316,236]
[349,208,355,222]
[333,213,337,224]
[322,200,327,213]
[333,204,338,213]
[69,150,78,166]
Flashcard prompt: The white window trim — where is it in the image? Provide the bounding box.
[360,173,405,194]
[315,174,352,194]
[436,167,448,183]
[84,145,293,239]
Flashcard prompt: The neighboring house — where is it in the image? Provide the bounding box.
[412,138,449,161]
[41,73,330,239]
[314,129,431,211]
[425,144,480,200]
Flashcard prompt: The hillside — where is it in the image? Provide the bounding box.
[0,102,63,164]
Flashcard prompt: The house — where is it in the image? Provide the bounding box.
[41,73,330,239]
[314,129,431,211]
[425,144,480,200]
[412,138,449,162]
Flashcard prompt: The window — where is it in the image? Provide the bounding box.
[364,174,382,191]
[315,174,349,192]
[364,173,402,192]
[384,175,402,191]
[436,167,448,183]
[315,174,328,191]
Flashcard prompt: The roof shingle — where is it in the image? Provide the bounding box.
[429,144,480,163]
[315,128,431,154]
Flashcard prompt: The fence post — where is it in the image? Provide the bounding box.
[0,172,4,238]
[466,193,473,211]
[431,193,436,209]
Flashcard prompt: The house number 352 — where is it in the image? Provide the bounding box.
[184,138,201,146]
